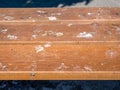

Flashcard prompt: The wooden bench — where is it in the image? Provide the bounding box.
[0,8,120,80]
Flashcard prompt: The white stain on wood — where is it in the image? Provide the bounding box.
[44,43,51,48]
[35,45,44,53]
[4,16,14,20]
[55,63,69,71]
[48,16,57,21]
[77,32,93,38]
[106,50,118,58]
[67,23,73,27]
[7,34,18,40]
[31,34,38,39]
[116,27,120,34]
[37,10,46,14]
[83,66,92,71]
[0,63,7,71]
[42,30,63,37]
[2,65,8,71]
[1,28,8,34]
[87,12,92,16]
[42,31,54,36]
[55,32,64,37]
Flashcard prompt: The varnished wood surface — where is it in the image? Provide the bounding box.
[0,8,120,80]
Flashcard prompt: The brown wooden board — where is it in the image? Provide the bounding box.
[0,8,120,80]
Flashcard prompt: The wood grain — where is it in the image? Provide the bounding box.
[0,8,120,80]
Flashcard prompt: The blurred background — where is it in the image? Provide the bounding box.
[0,0,120,7]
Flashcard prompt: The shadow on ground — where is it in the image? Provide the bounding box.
[0,0,93,8]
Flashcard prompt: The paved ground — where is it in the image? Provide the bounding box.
[0,80,120,90]
[66,0,120,7]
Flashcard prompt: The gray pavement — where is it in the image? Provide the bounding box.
[0,0,119,7]
[65,0,120,7]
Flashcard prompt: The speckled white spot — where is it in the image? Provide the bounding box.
[67,23,73,27]
[83,66,92,71]
[1,28,8,34]
[77,32,93,38]
[55,63,69,71]
[28,16,32,19]
[7,34,18,40]
[35,45,44,53]
[106,50,117,58]
[42,31,54,36]
[37,10,46,14]
[116,27,120,34]
[44,43,51,48]
[48,16,57,21]
[87,13,92,16]
[55,32,64,37]
[0,63,8,70]
[2,65,7,70]
[4,16,14,20]
[31,34,38,39]
[42,31,63,37]
[116,27,120,31]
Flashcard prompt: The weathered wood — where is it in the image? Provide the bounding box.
[0,22,120,41]
[0,8,120,80]
[0,8,119,20]
[0,71,120,80]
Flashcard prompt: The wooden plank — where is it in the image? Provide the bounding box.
[0,71,120,80]
[0,43,120,71]
[0,8,119,21]
[0,8,120,80]
[0,23,120,41]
